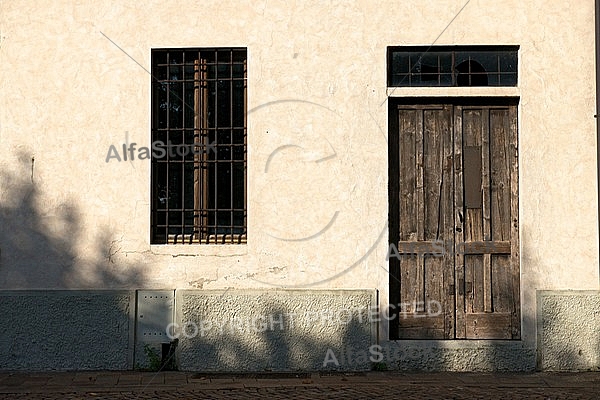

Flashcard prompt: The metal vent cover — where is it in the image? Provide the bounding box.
[136,290,175,343]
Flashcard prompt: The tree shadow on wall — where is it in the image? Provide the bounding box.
[0,153,146,289]
[175,300,376,373]
[0,154,146,370]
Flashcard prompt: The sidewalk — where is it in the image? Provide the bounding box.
[0,370,599,399]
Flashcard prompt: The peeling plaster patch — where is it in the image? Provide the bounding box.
[189,279,204,289]
[189,277,217,289]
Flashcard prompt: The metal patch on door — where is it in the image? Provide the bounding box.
[463,146,482,208]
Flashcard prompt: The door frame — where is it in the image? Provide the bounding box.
[388,97,520,340]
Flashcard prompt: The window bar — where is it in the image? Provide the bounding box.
[181,56,187,244]
[497,54,501,86]
[468,55,472,86]
[229,49,234,244]
[243,57,248,244]
[213,51,219,244]
[451,51,456,86]
[193,59,201,244]
[165,53,171,243]
[437,54,441,86]
[408,53,412,86]
[202,56,210,243]
[151,61,157,242]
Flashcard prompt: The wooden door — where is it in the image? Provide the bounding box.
[389,101,519,340]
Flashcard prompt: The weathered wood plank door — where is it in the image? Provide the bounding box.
[391,105,455,339]
[454,105,520,339]
[389,101,519,340]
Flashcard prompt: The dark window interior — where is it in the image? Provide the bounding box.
[388,46,518,87]
[151,48,247,244]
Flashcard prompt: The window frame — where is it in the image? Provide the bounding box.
[150,48,247,245]
[387,45,518,87]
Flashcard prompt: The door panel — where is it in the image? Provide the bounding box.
[391,101,519,340]
[395,106,454,339]
[455,106,519,340]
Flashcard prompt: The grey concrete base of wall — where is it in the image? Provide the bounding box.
[378,341,535,372]
[0,291,135,371]
[175,289,378,372]
[7,289,596,372]
[538,290,600,371]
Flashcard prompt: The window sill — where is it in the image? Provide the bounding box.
[150,242,248,257]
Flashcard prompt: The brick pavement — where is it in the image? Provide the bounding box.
[0,371,598,399]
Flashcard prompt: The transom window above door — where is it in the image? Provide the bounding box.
[387,46,518,87]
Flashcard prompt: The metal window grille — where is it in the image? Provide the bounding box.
[387,46,518,87]
[151,48,247,244]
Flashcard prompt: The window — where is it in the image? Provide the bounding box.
[387,46,518,87]
[151,48,247,244]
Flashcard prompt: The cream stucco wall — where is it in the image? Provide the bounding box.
[0,0,598,346]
